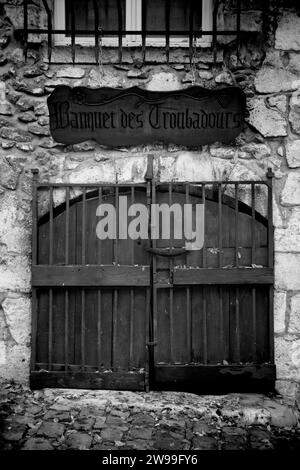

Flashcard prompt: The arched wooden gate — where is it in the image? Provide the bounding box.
[30,169,275,392]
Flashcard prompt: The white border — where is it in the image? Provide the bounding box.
[54,0,212,48]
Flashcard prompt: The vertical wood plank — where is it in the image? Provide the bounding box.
[48,288,53,371]
[235,183,239,267]
[218,183,223,267]
[235,287,240,362]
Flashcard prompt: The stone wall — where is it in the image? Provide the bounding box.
[0,0,300,402]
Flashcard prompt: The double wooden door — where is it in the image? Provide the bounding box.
[31,177,275,392]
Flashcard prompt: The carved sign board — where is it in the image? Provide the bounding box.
[48,85,246,147]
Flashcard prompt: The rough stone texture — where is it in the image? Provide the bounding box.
[275,253,300,290]
[286,140,300,168]
[289,91,300,135]
[255,67,300,93]
[275,208,300,252]
[56,67,86,79]
[281,173,300,206]
[275,336,300,382]
[275,12,300,51]
[0,387,299,451]
[248,98,287,137]
[289,295,300,335]
[274,292,286,334]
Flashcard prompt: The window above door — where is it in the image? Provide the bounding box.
[54,0,213,47]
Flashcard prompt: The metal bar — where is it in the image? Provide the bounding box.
[252,287,257,362]
[23,0,28,60]
[97,289,102,371]
[202,184,206,268]
[131,187,135,264]
[235,183,239,267]
[48,288,53,371]
[235,287,240,363]
[65,187,70,265]
[189,0,194,66]
[93,0,99,65]
[97,187,102,371]
[17,28,250,36]
[186,287,191,363]
[129,289,134,368]
[142,0,147,63]
[42,0,52,63]
[129,186,134,368]
[112,290,118,369]
[64,290,69,371]
[219,287,224,361]
[165,0,170,64]
[81,188,86,372]
[145,287,150,392]
[267,168,274,268]
[169,183,174,363]
[82,189,86,265]
[115,186,119,264]
[236,0,241,59]
[203,288,207,364]
[269,286,274,362]
[35,180,266,188]
[49,187,53,265]
[213,0,220,65]
[185,183,191,362]
[117,0,123,63]
[218,183,222,267]
[70,0,76,65]
[31,169,39,371]
[81,290,85,370]
[251,183,255,265]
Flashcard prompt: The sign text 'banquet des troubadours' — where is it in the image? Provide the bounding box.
[48,86,246,147]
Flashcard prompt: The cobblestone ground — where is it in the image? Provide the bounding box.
[0,384,300,451]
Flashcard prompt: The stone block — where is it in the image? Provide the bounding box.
[275,12,300,51]
[275,253,300,290]
[248,98,287,137]
[146,72,181,91]
[286,140,300,168]
[289,294,300,334]
[289,91,300,135]
[275,207,300,252]
[0,158,21,189]
[57,67,86,79]
[275,336,300,381]
[281,173,300,206]
[274,291,286,334]
[254,67,300,93]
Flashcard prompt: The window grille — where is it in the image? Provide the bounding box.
[16,0,266,65]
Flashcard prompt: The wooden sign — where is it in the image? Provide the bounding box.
[48,85,246,147]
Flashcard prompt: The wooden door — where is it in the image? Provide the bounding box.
[31,183,151,390]
[150,182,275,393]
[31,176,275,392]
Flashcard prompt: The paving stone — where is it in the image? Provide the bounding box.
[125,439,151,450]
[128,426,153,440]
[153,431,187,450]
[22,438,54,450]
[65,432,92,450]
[2,424,26,441]
[131,413,155,426]
[94,416,106,429]
[36,421,65,438]
[73,417,95,431]
[192,436,218,450]
[101,427,125,441]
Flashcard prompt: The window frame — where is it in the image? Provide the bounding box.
[54,0,213,48]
